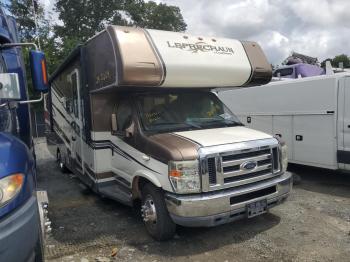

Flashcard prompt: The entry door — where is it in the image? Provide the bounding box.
[70,70,84,172]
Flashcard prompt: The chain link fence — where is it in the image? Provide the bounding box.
[31,110,46,138]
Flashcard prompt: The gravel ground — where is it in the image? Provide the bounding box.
[34,139,350,262]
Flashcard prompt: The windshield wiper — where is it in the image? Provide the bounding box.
[200,118,243,127]
[151,121,201,129]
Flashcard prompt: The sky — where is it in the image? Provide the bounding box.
[39,0,350,65]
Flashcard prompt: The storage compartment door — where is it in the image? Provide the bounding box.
[272,116,293,160]
[245,115,273,135]
[293,115,336,168]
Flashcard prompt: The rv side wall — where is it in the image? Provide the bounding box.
[218,74,346,170]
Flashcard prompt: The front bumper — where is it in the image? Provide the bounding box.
[0,196,40,262]
[165,172,292,227]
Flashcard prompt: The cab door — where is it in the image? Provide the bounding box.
[69,70,84,173]
[110,98,137,180]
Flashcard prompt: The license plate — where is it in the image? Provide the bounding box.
[247,199,267,218]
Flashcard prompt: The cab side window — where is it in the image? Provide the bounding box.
[116,100,133,132]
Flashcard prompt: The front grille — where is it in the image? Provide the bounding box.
[222,149,271,162]
[224,169,271,184]
[202,144,281,192]
[223,165,240,173]
[207,157,217,185]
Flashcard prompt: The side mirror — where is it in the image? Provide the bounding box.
[125,121,135,138]
[29,50,49,93]
[111,113,118,135]
[0,73,21,99]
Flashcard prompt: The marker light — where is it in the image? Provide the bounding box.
[0,173,24,206]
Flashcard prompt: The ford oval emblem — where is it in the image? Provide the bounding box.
[241,161,257,171]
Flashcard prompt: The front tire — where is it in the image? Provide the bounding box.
[141,183,176,241]
[56,149,68,173]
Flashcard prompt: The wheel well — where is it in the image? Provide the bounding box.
[132,176,164,208]
[132,176,150,200]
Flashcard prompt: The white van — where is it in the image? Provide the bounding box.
[46,25,291,240]
[219,72,350,171]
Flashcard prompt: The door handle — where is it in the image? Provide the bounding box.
[71,136,76,141]
[142,155,150,161]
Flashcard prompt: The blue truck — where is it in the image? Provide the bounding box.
[0,7,50,262]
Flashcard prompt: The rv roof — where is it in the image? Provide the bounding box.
[50,26,272,89]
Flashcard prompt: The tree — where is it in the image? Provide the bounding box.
[331,54,350,68]
[7,0,43,42]
[6,0,60,105]
[126,1,187,31]
[54,0,128,43]
[54,0,187,55]
[321,54,350,68]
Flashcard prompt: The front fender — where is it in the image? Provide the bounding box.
[133,170,162,188]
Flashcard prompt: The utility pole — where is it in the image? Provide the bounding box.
[31,0,41,49]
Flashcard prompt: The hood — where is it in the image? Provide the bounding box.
[144,133,200,163]
[174,126,272,147]
[142,126,272,163]
[0,132,32,177]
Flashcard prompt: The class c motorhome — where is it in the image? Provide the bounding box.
[46,25,291,240]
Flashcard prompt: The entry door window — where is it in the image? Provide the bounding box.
[117,100,133,132]
[71,72,79,119]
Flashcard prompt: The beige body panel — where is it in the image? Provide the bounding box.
[146,29,252,87]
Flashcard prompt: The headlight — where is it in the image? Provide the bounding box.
[280,143,288,173]
[0,173,24,206]
[168,160,200,194]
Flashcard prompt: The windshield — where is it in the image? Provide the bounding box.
[136,91,242,133]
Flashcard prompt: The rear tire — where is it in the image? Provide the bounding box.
[56,149,68,173]
[141,183,176,241]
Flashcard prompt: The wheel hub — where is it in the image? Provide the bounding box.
[141,195,157,224]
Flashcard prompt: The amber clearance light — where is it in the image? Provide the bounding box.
[0,173,24,206]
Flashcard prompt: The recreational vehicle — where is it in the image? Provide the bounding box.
[46,26,291,240]
[219,70,350,171]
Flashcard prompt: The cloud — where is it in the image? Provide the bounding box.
[157,0,350,64]
[39,0,350,64]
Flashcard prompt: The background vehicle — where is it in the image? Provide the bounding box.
[219,69,350,171]
[0,7,49,261]
[46,25,291,240]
